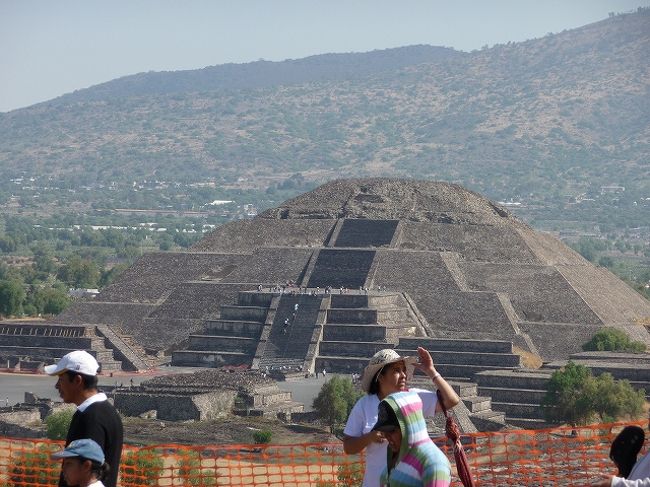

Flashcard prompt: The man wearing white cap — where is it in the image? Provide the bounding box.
[45,350,123,487]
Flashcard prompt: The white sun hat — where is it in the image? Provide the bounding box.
[360,349,417,393]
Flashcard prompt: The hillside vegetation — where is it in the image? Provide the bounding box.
[0,9,648,228]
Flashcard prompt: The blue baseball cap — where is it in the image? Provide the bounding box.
[52,439,105,464]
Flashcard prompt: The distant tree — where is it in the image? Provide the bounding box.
[31,243,57,274]
[598,256,614,268]
[56,256,100,288]
[313,376,363,433]
[0,279,25,316]
[157,234,174,251]
[583,328,646,353]
[45,409,74,440]
[542,361,645,426]
[0,235,17,253]
[38,287,70,315]
[542,361,594,426]
[586,373,645,423]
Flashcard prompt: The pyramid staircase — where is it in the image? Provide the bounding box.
[257,294,327,371]
[172,292,272,368]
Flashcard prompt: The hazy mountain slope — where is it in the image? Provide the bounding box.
[0,10,647,202]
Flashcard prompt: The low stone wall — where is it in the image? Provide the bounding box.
[0,408,41,425]
[0,407,43,438]
[115,390,237,421]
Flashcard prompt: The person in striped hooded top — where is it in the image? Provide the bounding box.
[372,391,451,487]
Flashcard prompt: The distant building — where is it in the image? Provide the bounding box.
[68,288,99,299]
[600,185,625,194]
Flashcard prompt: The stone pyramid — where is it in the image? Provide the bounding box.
[56,178,650,361]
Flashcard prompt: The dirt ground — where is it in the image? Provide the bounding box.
[122,415,337,446]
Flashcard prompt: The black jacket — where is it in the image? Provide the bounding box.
[61,398,123,487]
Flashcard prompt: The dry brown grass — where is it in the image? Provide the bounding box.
[513,346,544,369]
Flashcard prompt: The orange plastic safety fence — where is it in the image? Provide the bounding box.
[0,420,647,486]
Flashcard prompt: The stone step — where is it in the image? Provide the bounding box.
[0,323,87,337]
[171,350,253,367]
[396,349,521,367]
[470,409,506,423]
[0,345,122,371]
[326,307,409,325]
[315,356,517,379]
[220,305,268,322]
[474,369,552,390]
[322,324,389,342]
[569,351,650,365]
[505,417,549,430]
[545,360,650,382]
[477,386,547,404]
[468,409,507,431]
[319,340,394,357]
[204,320,265,338]
[0,334,98,349]
[99,360,124,372]
[398,378,478,397]
[398,337,514,354]
[236,292,275,307]
[491,401,546,420]
[329,293,402,309]
[462,396,493,413]
[187,335,258,353]
[95,324,150,371]
[258,357,304,369]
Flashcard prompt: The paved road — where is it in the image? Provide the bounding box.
[0,372,149,406]
[0,370,355,412]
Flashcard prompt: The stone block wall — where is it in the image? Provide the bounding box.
[115,390,237,421]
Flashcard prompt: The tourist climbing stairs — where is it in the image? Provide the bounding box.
[258,294,325,371]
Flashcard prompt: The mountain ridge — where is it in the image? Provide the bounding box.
[0,9,648,215]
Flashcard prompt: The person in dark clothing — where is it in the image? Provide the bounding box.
[610,426,646,479]
[45,351,123,487]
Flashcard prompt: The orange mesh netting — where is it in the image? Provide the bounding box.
[1,420,647,486]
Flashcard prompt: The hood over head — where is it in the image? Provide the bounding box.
[380,391,430,461]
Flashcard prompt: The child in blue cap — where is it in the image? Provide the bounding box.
[51,438,110,487]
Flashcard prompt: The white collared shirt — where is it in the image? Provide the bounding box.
[77,392,108,412]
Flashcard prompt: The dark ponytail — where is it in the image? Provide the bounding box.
[82,458,110,481]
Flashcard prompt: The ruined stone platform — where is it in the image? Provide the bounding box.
[114,369,304,421]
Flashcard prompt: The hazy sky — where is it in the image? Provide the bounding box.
[1,0,648,113]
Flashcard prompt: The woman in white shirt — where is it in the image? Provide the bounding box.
[342,347,460,487]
